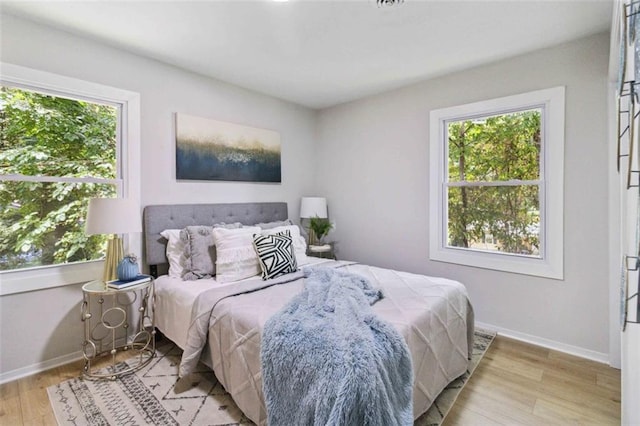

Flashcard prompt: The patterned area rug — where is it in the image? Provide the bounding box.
[48,330,495,425]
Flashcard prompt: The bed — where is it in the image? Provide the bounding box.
[144,202,474,425]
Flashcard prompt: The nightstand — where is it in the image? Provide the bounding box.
[80,279,155,380]
[307,242,337,260]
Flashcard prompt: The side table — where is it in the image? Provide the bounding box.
[307,242,337,260]
[80,279,155,380]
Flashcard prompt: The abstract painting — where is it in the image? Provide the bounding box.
[176,113,281,182]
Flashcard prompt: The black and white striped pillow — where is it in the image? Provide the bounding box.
[253,230,298,280]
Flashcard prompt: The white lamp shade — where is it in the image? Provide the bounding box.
[85,198,142,235]
[300,197,328,219]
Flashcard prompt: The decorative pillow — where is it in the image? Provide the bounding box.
[180,226,215,280]
[213,226,262,283]
[261,225,310,266]
[254,219,294,229]
[180,222,242,281]
[253,231,297,280]
[255,219,309,241]
[160,229,186,278]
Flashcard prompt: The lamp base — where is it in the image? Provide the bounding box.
[308,228,318,246]
[103,235,124,282]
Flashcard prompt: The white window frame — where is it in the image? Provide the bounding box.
[429,87,564,279]
[0,63,141,295]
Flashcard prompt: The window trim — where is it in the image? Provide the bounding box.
[0,63,141,296]
[429,87,565,280]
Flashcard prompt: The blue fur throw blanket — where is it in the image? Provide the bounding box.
[261,267,413,426]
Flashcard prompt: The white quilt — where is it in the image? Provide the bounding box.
[154,261,473,425]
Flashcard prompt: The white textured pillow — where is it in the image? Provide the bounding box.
[262,225,310,266]
[213,226,262,283]
[160,229,186,278]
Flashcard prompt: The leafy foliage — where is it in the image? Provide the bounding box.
[309,217,333,243]
[447,109,541,255]
[0,86,117,270]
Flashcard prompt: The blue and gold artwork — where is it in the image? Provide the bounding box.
[176,113,281,183]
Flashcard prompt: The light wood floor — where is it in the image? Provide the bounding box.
[445,336,621,425]
[0,335,621,425]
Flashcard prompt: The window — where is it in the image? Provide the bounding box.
[429,87,564,279]
[0,86,119,271]
[0,63,140,295]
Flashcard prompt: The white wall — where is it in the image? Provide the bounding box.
[0,13,614,378]
[316,33,611,359]
[622,326,640,423]
[0,14,317,379]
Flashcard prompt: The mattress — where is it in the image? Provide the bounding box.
[154,260,473,425]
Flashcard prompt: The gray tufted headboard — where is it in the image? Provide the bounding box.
[143,202,288,276]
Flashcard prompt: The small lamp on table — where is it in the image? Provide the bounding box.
[85,197,142,282]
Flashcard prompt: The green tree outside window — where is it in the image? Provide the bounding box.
[446,109,541,256]
[0,86,118,271]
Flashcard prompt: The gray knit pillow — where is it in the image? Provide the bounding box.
[255,219,308,240]
[180,222,241,280]
[254,219,294,229]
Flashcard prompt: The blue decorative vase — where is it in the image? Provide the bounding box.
[117,254,139,281]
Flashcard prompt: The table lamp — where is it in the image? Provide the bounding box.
[300,197,328,245]
[85,197,142,282]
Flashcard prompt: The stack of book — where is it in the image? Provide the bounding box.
[107,274,152,290]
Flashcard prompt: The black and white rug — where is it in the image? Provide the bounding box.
[48,330,495,425]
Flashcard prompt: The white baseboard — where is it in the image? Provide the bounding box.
[475,321,612,366]
[0,324,615,384]
[0,350,83,385]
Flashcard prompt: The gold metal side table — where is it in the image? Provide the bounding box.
[80,279,155,380]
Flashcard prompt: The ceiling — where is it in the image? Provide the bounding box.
[1,0,613,109]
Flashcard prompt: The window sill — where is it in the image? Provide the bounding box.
[0,261,103,296]
[429,245,563,280]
